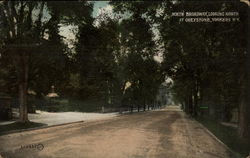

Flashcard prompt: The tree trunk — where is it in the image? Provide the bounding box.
[119,99,123,114]
[184,99,189,113]
[189,93,193,115]
[143,99,146,111]
[193,80,199,117]
[239,7,250,142]
[18,54,29,122]
[238,81,250,143]
[19,82,28,122]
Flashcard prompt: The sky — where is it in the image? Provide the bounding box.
[92,1,110,17]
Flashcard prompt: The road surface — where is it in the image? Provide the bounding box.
[0,106,234,158]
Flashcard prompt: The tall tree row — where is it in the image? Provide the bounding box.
[110,0,249,141]
[153,0,248,141]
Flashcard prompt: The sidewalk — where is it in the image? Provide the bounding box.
[0,110,118,126]
[0,107,166,126]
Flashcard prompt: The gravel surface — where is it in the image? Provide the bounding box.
[0,106,234,158]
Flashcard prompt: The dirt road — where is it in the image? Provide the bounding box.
[0,106,234,158]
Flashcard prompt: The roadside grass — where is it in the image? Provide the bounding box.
[0,121,46,135]
[196,117,250,158]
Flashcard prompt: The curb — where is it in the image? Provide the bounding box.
[0,120,85,136]
[193,119,239,157]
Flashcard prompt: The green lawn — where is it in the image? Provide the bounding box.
[196,117,250,158]
[0,121,46,135]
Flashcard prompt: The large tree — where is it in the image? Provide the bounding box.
[111,1,164,110]
[111,0,249,141]
[157,0,249,141]
[0,1,93,122]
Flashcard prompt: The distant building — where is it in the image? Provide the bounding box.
[46,85,59,98]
